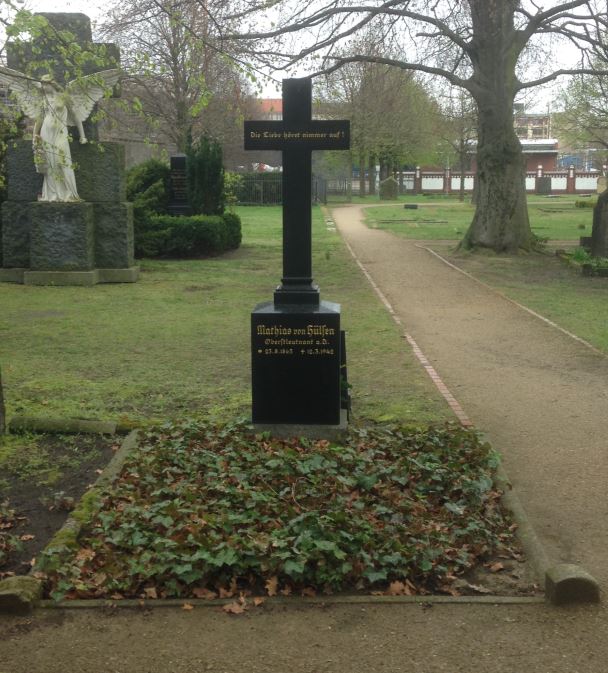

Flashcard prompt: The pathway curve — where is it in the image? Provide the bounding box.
[332,204,608,585]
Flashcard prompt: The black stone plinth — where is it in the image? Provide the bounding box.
[6,141,126,203]
[252,300,341,425]
[29,202,95,271]
[93,202,134,268]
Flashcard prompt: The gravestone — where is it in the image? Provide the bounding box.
[244,78,350,428]
[0,13,138,286]
[591,189,608,258]
[167,154,191,216]
[380,176,399,200]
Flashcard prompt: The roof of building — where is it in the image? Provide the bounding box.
[258,99,283,115]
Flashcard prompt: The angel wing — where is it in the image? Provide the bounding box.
[0,65,44,120]
[65,69,121,125]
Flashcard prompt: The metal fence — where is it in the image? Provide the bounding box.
[235,173,327,205]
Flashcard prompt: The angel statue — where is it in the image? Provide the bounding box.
[0,67,121,202]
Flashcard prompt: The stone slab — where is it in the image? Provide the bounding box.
[30,202,95,271]
[9,416,117,435]
[545,563,601,605]
[6,141,126,203]
[1,201,31,267]
[98,267,139,283]
[24,270,99,286]
[0,267,26,283]
[253,409,348,441]
[93,202,134,268]
[0,576,42,614]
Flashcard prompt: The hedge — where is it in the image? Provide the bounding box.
[575,199,597,209]
[136,213,242,258]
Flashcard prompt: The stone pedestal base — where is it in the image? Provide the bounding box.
[0,267,139,285]
[1,199,136,285]
[251,300,342,425]
[29,202,95,271]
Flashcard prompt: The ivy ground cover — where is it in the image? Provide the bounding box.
[40,421,518,601]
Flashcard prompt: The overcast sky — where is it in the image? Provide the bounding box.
[22,0,572,111]
[24,0,105,24]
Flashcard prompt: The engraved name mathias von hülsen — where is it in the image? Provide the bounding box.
[255,324,337,357]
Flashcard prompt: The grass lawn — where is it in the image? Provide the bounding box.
[362,195,593,242]
[0,205,449,431]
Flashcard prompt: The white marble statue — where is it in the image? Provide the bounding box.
[0,67,121,202]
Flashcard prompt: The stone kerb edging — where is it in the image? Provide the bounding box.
[0,429,139,614]
[328,206,601,606]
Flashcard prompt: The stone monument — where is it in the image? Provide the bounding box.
[0,13,138,286]
[244,78,350,429]
[591,188,608,258]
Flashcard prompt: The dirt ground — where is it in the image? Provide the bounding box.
[2,204,608,673]
[1,434,117,575]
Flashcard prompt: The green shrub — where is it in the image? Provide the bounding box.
[137,213,242,258]
[224,171,243,208]
[575,198,597,208]
[126,159,172,256]
[186,135,225,215]
[126,159,171,206]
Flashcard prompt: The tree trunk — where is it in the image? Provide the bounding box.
[347,151,353,202]
[462,0,533,252]
[458,140,466,203]
[359,150,366,198]
[0,367,5,435]
[369,153,377,195]
[462,104,530,251]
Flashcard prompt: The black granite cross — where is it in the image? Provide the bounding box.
[245,78,349,306]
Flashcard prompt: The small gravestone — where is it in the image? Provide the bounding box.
[591,189,608,258]
[167,154,191,215]
[380,176,399,200]
[0,13,138,286]
[536,176,552,195]
[244,78,350,429]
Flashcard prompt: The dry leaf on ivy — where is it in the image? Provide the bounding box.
[182,603,195,611]
[223,602,246,615]
[192,588,217,600]
[265,576,278,597]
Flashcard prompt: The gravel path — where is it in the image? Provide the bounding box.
[2,204,607,673]
[333,205,608,585]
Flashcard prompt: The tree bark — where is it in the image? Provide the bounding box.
[461,0,533,252]
[359,150,366,197]
[462,104,530,251]
[0,367,5,435]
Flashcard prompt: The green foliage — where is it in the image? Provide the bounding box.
[186,135,225,215]
[575,199,597,209]
[126,159,171,204]
[40,421,516,600]
[567,246,608,273]
[126,159,171,256]
[137,214,241,258]
[224,172,244,209]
